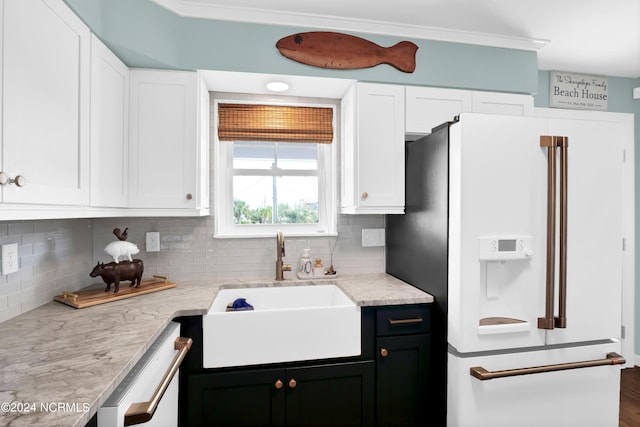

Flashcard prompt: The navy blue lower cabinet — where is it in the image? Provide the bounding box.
[286,361,375,426]
[176,304,432,427]
[187,367,285,426]
[376,334,431,426]
[375,305,432,427]
[186,361,375,427]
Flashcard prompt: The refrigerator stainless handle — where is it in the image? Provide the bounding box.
[538,136,569,330]
[124,337,193,426]
[470,352,625,381]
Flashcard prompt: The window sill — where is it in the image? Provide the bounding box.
[214,231,339,239]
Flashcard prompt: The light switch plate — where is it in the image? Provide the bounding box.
[146,232,160,252]
[2,243,19,275]
[362,228,385,247]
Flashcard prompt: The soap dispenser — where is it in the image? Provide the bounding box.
[299,248,312,276]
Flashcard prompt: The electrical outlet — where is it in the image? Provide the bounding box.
[2,243,19,275]
[146,232,160,252]
[362,228,385,247]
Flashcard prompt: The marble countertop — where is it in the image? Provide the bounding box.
[0,273,432,427]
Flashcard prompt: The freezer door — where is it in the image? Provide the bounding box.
[448,341,623,427]
[544,117,623,345]
[448,113,548,353]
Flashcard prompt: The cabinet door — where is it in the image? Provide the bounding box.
[377,335,430,427]
[286,361,375,427]
[90,35,129,207]
[186,368,286,427]
[341,83,405,214]
[129,69,207,210]
[405,86,471,136]
[2,0,90,205]
[471,91,533,116]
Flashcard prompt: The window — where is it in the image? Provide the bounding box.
[214,99,337,238]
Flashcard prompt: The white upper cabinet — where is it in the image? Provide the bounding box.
[405,86,534,136]
[405,86,472,137]
[128,69,210,214]
[341,82,405,214]
[471,91,533,116]
[1,0,90,206]
[90,34,129,208]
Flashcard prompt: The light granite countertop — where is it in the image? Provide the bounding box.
[0,273,432,427]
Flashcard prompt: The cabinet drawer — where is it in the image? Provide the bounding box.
[376,305,430,336]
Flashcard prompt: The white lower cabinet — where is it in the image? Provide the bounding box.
[341,82,405,214]
[1,0,90,208]
[128,69,210,214]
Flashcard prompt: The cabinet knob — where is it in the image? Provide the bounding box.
[361,192,368,200]
[380,347,389,357]
[274,379,283,390]
[0,173,25,187]
[186,193,193,200]
[288,378,297,389]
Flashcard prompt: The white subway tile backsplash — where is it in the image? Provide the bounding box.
[90,214,384,282]
[0,219,93,322]
[0,212,385,323]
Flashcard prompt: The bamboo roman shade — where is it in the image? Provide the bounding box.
[218,103,334,144]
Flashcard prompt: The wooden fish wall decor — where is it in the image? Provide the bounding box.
[276,31,418,73]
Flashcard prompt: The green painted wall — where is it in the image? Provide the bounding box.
[65,0,640,354]
[64,0,538,94]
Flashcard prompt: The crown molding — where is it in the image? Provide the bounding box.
[151,0,548,51]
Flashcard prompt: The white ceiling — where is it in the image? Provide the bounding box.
[153,0,640,79]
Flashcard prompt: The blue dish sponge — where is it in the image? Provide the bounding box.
[226,298,254,312]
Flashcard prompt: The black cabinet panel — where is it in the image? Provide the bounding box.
[376,333,431,426]
[286,361,375,427]
[187,368,286,427]
[186,362,374,427]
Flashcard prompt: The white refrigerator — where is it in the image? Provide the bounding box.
[386,112,627,427]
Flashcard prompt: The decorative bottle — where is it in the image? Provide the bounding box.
[299,249,312,276]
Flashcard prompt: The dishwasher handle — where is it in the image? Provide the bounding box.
[124,336,192,426]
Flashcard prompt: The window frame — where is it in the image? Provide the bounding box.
[213,98,337,238]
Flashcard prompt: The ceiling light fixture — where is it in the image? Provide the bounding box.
[266,81,289,92]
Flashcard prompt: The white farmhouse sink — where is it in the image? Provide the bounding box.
[202,284,361,368]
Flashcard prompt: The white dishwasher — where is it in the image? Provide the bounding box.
[98,321,192,427]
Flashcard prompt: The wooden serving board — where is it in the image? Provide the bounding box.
[54,276,176,309]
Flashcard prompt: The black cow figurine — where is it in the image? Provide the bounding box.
[90,259,144,293]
